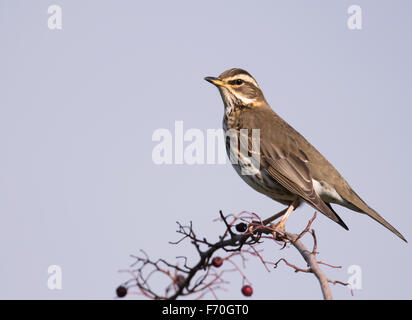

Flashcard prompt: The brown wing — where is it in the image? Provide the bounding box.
[261,150,349,230]
[236,106,348,229]
[240,106,404,240]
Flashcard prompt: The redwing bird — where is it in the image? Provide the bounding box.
[205,68,406,242]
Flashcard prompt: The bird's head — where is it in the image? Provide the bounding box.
[205,68,266,112]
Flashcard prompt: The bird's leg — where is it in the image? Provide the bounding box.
[248,208,288,244]
[273,198,300,232]
[262,208,288,225]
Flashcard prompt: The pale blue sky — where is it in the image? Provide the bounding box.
[0,0,411,299]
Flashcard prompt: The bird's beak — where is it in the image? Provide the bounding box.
[204,76,225,87]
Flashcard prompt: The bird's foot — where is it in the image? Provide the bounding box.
[273,220,286,233]
[271,222,288,242]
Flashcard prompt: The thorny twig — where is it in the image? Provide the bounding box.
[117,210,351,300]
[272,213,352,299]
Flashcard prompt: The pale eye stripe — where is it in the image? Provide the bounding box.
[225,74,259,88]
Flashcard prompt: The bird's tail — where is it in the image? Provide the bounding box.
[361,206,407,242]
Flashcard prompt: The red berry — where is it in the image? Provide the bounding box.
[212,257,223,268]
[116,286,127,298]
[241,285,253,297]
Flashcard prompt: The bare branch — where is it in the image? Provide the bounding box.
[117,210,349,300]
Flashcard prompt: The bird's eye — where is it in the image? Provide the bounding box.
[229,79,244,85]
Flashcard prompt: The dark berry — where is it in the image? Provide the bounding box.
[235,222,248,233]
[212,256,223,268]
[241,285,253,297]
[116,285,127,298]
[175,275,186,287]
